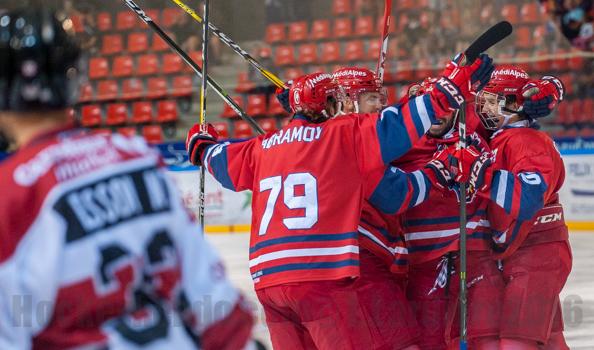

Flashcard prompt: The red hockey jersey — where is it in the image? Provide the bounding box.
[202,95,446,289]
[486,123,568,259]
[0,127,252,350]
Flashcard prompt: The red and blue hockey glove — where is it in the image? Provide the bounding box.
[448,146,493,195]
[433,53,494,110]
[521,75,565,120]
[185,123,219,166]
[424,147,455,190]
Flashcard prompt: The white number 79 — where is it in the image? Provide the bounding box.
[258,172,318,235]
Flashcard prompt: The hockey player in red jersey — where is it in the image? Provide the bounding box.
[0,8,256,350]
[465,65,571,350]
[186,52,495,349]
[332,67,387,115]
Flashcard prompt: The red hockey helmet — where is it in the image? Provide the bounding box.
[289,72,337,116]
[476,65,531,130]
[333,67,385,102]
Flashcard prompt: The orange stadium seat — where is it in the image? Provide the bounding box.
[132,101,153,124]
[116,11,137,31]
[81,104,102,127]
[117,127,137,137]
[284,67,304,81]
[235,71,256,93]
[259,118,278,133]
[142,125,164,144]
[320,41,341,63]
[310,19,331,41]
[161,53,184,74]
[146,77,168,99]
[96,80,119,101]
[127,32,148,53]
[96,12,112,32]
[101,34,123,55]
[233,120,253,139]
[333,18,352,39]
[275,45,296,66]
[501,4,519,24]
[212,122,230,139]
[515,26,532,49]
[112,55,134,78]
[121,78,144,100]
[171,75,193,97]
[266,23,286,43]
[298,43,318,65]
[220,96,244,119]
[137,54,159,76]
[354,16,374,37]
[268,94,289,117]
[332,0,352,15]
[161,8,180,27]
[344,40,365,62]
[156,100,178,123]
[106,103,128,126]
[78,83,94,103]
[246,94,268,117]
[152,32,171,52]
[288,21,308,42]
[520,2,541,24]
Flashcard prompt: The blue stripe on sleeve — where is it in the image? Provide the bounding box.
[408,98,427,137]
[376,106,413,164]
[503,173,515,214]
[369,166,410,214]
[204,143,236,191]
[517,172,547,221]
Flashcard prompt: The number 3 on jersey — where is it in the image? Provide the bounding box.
[259,172,318,235]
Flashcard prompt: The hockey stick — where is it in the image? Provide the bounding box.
[170,0,287,89]
[376,0,392,84]
[197,0,210,232]
[456,20,513,350]
[122,0,265,135]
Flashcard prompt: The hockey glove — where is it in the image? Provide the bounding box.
[433,53,494,110]
[275,80,293,113]
[185,123,219,166]
[424,148,455,189]
[448,146,493,196]
[521,76,565,120]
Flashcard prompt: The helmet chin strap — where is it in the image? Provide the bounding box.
[499,106,519,128]
[334,102,346,117]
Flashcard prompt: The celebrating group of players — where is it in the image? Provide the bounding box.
[187,47,571,349]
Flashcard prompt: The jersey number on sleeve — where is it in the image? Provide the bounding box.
[259,172,319,235]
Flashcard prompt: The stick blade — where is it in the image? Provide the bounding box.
[465,21,513,62]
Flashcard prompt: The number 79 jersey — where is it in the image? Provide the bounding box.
[202,96,440,289]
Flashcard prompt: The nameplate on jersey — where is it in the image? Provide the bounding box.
[53,167,172,242]
[261,126,322,150]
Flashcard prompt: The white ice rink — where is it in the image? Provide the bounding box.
[209,231,594,349]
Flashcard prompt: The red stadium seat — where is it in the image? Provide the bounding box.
[501,4,519,24]
[235,71,256,93]
[246,94,267,117]
[533,25,546,47]
[333,18,353,39]
[284,67,304,81]
[161,53,184,74]
[233,120,253,138]
[320,41,341,63]
[96,12,112,32]
[145,9,160,23]
[367,39,381,61]
[288,21,308,42]
[332,0,352,15]
[556,101,572,126]
[571,100,586,124]
[70,14,84,33]
[297,43,318,65]
[344,40,365,62]
[394,60,414,82]
[137,54,159,76]
[310,20,331,41]
[116,11,137,31]
[399,0,414,10]
[579,127,594,138]
[414,59,433,80]
[156,100,178,123]
[106,103,128,126]
[81,105,102,127]
[171,75,193,97]
[569,50,585,70]
[534,49,553,72]
[559,73,573,96]
[121,78,144,100]
[275,45,296,66]
[212,122,230,139]
[142,125,164,144]
[92,128,112,136]
[161,8,180,27]
[354,16,374,37]
[184,50,203,72]
[101,34,123,55]
[152,32,171,52]
[583,98,594,121]
[132,101,153,124]
[112,55,134,78]
[515,26,532,50]
[96,80,119,101]
[259,118,278,133]
[78,83,94,103]
[520,3,541,24]
[127,32,148,53]
[515,52,531,73]
[266,23,286,44]
[552,50,569,71]
[117,127,137,137]
[268,94,289,117]
[146,77,168,99]
[220,96,244,119]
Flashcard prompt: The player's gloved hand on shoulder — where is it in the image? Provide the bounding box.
[185,123,219,166]
[432,53,494,110]
[520,75,565,119]
[275,80,293,113]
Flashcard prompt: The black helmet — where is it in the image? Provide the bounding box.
[0,8,80,112]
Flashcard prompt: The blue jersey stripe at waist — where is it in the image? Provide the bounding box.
[250,232,358,254]
[405,210,486,227]
[251,259,359,280]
